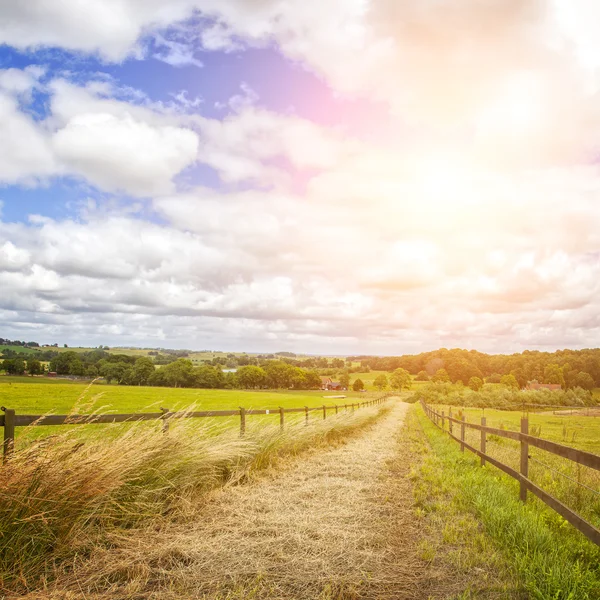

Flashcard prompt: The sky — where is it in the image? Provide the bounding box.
[1,1,600,355]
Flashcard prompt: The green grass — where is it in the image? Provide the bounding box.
[0,376,378,447]
[434,404,600,454]
[0,345,41,355]
[410,405,600,599]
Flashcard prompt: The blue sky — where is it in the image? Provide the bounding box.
[1,1,600,353]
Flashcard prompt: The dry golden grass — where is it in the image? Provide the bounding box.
[13,401,483,600]
[1,402,395,597]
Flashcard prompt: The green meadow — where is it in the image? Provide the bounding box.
[0,376,378,447]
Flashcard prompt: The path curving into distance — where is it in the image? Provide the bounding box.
[23,400,451,599]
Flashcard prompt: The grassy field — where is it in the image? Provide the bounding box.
[0,376,378,447]
[409,406,600,598]
[0,345,41,355]
[433,404,600,454]
[428,403,600,539]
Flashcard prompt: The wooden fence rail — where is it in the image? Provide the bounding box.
[0,395,391,460]
[421,400,600,546]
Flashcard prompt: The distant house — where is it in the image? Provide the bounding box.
[320,376,333,390]
[320,376,344,391]
[47,372,57,378]
[526,382,561,391]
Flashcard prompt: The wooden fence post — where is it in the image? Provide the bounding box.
[323,405,327,420]
[279,407,284,432]
[461,415,466,452]
[449,407,453,434]
[160,407,170,434]
[335,405,338,415]
[2,408,15,461]
[520,416,529,502]
[240,407,246,436]
[305,406,309,426]
[441,410,445,431]
[480,416,486,466]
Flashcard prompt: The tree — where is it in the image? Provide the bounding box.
[390,368,412,390]
[543,363,565,388]
[415,370,429,381]
[486,373,502,383]
[264,361,295,388]
[432,369,450,383]
[69,359,86,376]
[129,357,155,385]
[352,378,365,391]
[86,365,99,378]
[468,376,483,391]
[373,374,388,390]
[2,358,25,375]
[339,371,350,389]
[500,374,519,389]
[26,358,42,375]
[161,359,194,388]
[237,365,267,389]
[572,371,595,391]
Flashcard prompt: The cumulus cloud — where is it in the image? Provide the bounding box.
[2,2,600,352]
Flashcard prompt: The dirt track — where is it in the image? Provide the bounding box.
[21,402,454,599]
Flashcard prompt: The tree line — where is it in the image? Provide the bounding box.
[350,347,600,391]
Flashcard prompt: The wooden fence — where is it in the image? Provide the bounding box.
[0,395,391,460]
[421,400,600,546]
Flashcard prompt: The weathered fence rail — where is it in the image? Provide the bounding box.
[421,400,600,546]
[1,395,391,460]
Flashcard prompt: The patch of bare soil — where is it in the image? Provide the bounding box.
[17,402,460,600]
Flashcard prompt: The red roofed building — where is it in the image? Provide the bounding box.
[526,382,562,391]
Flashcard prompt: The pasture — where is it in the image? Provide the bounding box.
[0,376,376,447]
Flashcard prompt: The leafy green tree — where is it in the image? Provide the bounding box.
[468,376,483,391]
[543,363,565,388]
[86,365,99,378]
[390,368,412,390]
[129,357,155,385]
[69,359,86,376]
[415,370,429,381]
[432,369,450,383]
[572,371,595,391]
[2,358,26,375]
[237,365,267,389]
[264,361,295,388]
[26,358,42,375]
[486,373,502,383]
[161,359,194,388]
[373,374,388,390]
[49,351,80,375]
[352,378,365,391]
[500,374,519,389]
[339,371,350,389]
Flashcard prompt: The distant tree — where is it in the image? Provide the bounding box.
[572,371,595,391]
[63,344,68,348]
[487,373,502,384]
[468,376,483,391]
[390,368,412,390]
[237,365,267,389]
[161,359,194,388]
[432,369,450,383]
[129,357,155,385]
[69,359,86,376]
[373,374,388,391]
[26,358,42,375]
[2,358,26,375]
[415,370,429,381]
[331,358,344,368]
[352,378,365,391]
[339,371,350,389]
[544,363,565,388]
[86,365,99,378]
[500,374,519,389]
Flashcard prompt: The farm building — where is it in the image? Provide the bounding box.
[526,382,561,391]
[320,376,344,391]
